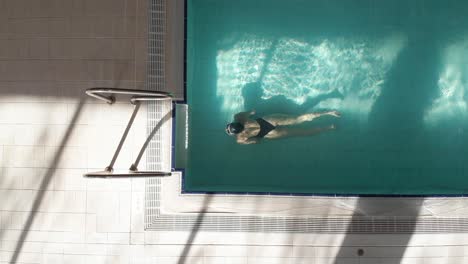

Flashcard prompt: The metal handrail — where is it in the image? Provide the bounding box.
[86,87,172,104]
[84,87,174,178]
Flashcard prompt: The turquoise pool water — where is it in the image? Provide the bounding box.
[185,0,468,195]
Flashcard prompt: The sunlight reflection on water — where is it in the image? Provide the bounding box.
[216,33,407,121]
[425,38,468,126]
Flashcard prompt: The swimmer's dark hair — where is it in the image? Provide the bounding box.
[225,122,244,135]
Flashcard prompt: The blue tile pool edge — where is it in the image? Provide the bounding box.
[170,0,468,198]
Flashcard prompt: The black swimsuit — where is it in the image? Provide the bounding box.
[254,118,276,138]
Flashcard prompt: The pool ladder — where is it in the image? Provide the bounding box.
[84,88,173,178]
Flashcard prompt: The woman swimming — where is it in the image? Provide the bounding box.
[226,109,340,144]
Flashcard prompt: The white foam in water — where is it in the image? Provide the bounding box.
[424,38,468,126]
[216,33,407,121]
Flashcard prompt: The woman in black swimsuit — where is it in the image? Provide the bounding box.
[226,109,340,144]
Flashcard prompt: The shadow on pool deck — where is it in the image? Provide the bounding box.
[176,195,213,264]
[8,99,86,264]
[333,198,424,263]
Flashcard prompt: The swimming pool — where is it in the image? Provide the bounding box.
[182,0,468,195]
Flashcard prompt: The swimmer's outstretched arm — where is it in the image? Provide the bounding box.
[234,109,255,123]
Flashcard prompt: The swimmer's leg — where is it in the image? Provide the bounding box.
[265,125,336,139]
[264,111,340,126]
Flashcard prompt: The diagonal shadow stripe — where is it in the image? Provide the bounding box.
[10,99,85,264]
[132,110,173,170]
[176,195,213,264]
